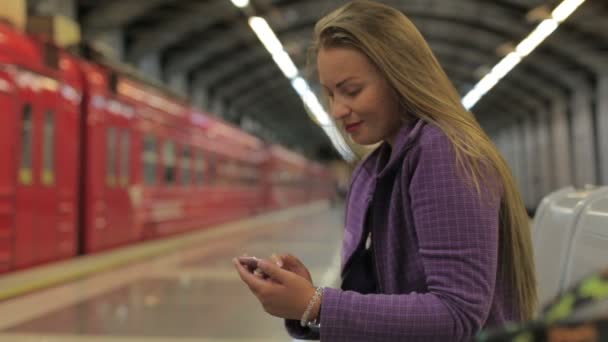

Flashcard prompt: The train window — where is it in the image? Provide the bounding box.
[163,140,176,185]
[19,104,33,185]
[181,146,192,185]
[195,150,205,185]
[245,165,259,185]
[215,158,227,185]
[106,127,117,187]
[208,156,216,184]
[119,130,130,187]
[142,135,158,185]
[43,42,59,69]
[41,111,55,186]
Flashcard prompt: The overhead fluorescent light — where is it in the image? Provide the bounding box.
[303,90,332,126]
[475,74,500,96]
[552,0,586,22]
[490,52,522,80]
[515,19,558,57]
[248,17,283,55]
[236,9,355,160]
[291,77,309,96]
[462,91,482,110]
[462,0,586,109]
[273,51,299,79]
[230,0,249,8]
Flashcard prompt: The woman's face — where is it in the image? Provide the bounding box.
[317,47,403,146]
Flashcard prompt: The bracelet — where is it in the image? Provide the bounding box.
[300,286,323,327]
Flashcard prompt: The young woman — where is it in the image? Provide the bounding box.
[233,1,537,341]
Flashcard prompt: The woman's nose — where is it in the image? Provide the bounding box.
[331,99,351,120]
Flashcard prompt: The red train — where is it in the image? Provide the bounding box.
[0,21,336,274]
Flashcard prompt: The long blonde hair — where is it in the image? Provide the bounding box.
[311,0,537,321]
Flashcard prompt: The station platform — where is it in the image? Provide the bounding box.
[0,202,343,342]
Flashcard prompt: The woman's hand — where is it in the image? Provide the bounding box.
[233,257,316,320]
[271,253,313,284]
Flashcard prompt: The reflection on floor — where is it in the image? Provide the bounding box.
[0,202,343,342]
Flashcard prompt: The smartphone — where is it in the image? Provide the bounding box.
[238,256,270,279]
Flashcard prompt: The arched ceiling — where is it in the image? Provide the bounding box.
[78,0,608,156]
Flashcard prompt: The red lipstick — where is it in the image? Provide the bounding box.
[345,121,363,133]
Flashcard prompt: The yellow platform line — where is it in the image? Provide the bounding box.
[0,333,289,342]
[0,202,329,302]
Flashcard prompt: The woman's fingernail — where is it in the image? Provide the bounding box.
[271,253,283,267]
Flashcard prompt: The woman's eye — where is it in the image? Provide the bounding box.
[345,89,360,97]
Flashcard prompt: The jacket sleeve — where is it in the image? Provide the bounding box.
[284,319,320,340]
[317,131,502,342]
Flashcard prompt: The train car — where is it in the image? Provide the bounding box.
[266,145,313,209]
[0,19,336,274]
[191,115,268,226]
[0,21,81,271]
[307,162,337,202]
[78,65,269,251]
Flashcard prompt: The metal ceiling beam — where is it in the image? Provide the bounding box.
[475,85,542,124]
[248,110,321,149]
[413,21,588,86]
[568,1,608,41]
[213,63,281,101]
[247,87,299,111]
[230,77,291,112]
[180,29,312,81]
[271,0,606,72]
[283,17,587,86]
[82,0,171,32]
[235,97,305,130]
[479,112,522,135]
[192,48,269,90]
[430,42,567,100]
[235,97,319,143]
[439,63,547,121]
[250,99,308,127]
[231,88,296,121]
[165,23,254,75]
[217,26,572,141]
[127,0,238,62]
[272,26,573,120]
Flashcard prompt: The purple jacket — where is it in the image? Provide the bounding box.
[287,120,517,341]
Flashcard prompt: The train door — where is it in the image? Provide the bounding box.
[14,98,36,268]
[34,88,60,263]
[104,124,120,248]
[116,126,133,245]
[54,81,81,259]
[13,73,61,267]
[103,100,134,248]
[0,73,18,273]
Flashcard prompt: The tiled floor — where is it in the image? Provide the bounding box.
[0,203,343,342]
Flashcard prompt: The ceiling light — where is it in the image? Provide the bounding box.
[490,52,522,80]
[272,51,298,79]
[230,0,249,8]
[248,17,283,55]
[462,91,482,110]
[238,13,354,160]
[552,0,586,22]
[461,0,586,110]
[515,19,558,57]
[291,77,309,96]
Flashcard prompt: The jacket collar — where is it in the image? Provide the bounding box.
[361,119,425,179]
